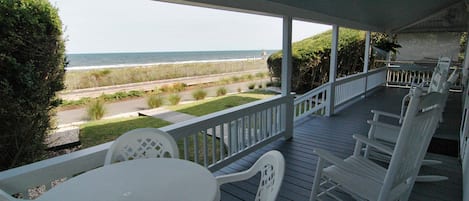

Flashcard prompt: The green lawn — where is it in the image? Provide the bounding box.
[79,116,172,148]
[167,90,276,116]
[78,90,275,164]
[79,116,225,165]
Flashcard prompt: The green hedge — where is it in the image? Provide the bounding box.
[267,28,397,93]
[0,0,66,170]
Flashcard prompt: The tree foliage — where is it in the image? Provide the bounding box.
[267,28,394,93]
[0,0,66,170]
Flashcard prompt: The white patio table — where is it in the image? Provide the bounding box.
[38,158,218,201]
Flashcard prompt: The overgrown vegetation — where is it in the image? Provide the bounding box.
[268,28,396,93]
[0,0,66,170]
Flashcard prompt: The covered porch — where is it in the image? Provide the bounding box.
[0,0,468,200]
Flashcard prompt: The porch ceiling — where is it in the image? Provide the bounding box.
[157,0,468,33]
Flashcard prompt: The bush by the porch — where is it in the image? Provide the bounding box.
[0,0,66,170]
[267,28,395,93]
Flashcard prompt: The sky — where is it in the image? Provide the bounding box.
[50,0,331,54]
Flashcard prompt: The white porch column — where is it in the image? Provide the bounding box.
[363,31,371,73]
[326,25,339,116]
[281,16,292,96]
[281,16,294,139]
[462,31,469,89]
[363,31,371,95]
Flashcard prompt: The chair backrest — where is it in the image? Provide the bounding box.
[379,88,443,200]
[217,150,285,201]
[251,151,285,201]
[427,57,451,93]
[104,128,179,165]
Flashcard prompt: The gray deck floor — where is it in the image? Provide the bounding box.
[215,87,462,201]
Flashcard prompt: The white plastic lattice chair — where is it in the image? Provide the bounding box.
[310,87,443,201]
[0,189,25,201]
[216,150,285,201]
[104,128,179,165]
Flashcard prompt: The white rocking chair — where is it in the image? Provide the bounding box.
[398,57,451,123]
[310,87,443,201]
[366,70,459,176]
[104,128,179,165]
[216,150,285,201]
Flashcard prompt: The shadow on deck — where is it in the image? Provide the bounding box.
[215,87,462,201]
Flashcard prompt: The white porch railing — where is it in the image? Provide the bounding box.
[386,65,462,89]
[293,84,328,120]
[294,67,387,121]
[0,95,292,198]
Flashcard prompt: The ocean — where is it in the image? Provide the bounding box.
[66,50,277,70]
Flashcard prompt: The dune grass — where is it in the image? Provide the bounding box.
[65,59,267,90]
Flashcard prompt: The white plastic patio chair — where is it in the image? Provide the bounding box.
[0,189,26,201]
[216,150,285,201]
[104,128,179,165]
[310,87,443,201]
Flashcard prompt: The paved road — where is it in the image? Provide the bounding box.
[57,79,270,125]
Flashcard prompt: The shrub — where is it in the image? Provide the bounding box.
[248,83,256,90]
[172,82,186,92]
[267,29,396,93]
[168,94,181,105]
[147,94,164,108]
[216,87,228,96]
[87,98,106,121]
[192,88,207,100]
[160,84,172,93]
[255,72,266,78]
[0,0,66,170]
[231,76,240,82]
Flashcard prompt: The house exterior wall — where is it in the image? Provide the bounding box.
[396,32,461,62]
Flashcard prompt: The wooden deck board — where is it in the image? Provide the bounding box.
[216,87,462,201]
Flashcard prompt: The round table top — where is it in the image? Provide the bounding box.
[39,158,218,201]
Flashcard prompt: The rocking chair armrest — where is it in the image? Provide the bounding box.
[367,120,401,131]
[371,110,401,120]
[313,148,349,169]
[353,135,394,155]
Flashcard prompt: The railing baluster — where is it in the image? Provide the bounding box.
[228,121,232,156]
[203,130,208,167]
[184,137,189,160]
[194,134,198,164]
[211,127,216,165]
[247,115,252,146]
[220,124,225,160]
